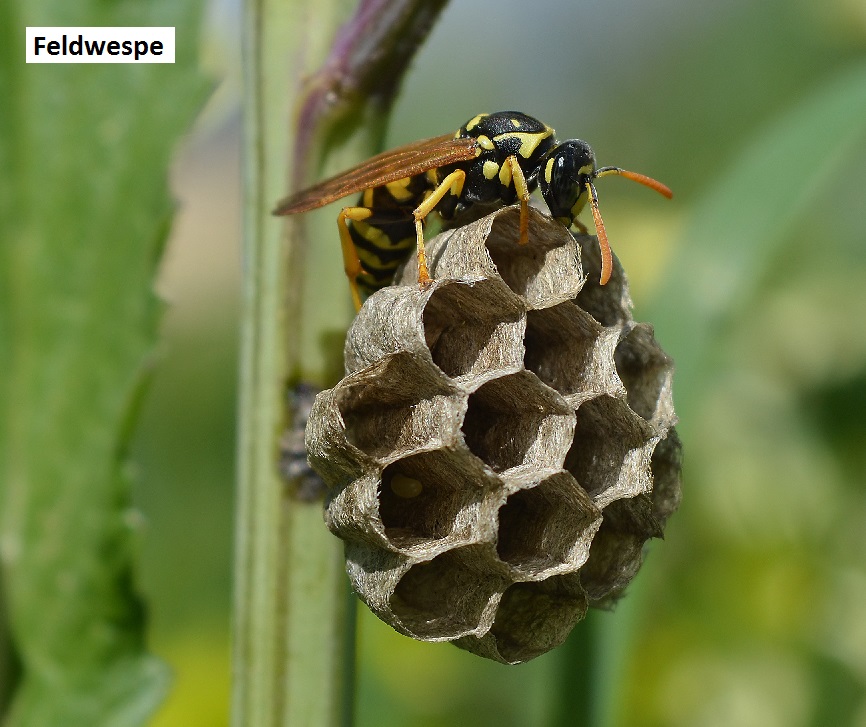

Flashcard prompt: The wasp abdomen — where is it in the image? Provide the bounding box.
[348,176,427,296]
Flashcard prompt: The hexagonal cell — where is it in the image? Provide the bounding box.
[495,471,601,579]
[422,279,525,384]
[461,371,575,473]
[306,388,375,491]
[484,208,585,308]
[335,352,464,462]
[523,302,622,403]
[564,394,656,506]
[579,494,662,605]
[378,448,501,552]
[389,546,505,640]
[458,573,587,664]
[572,236,632,327]
[614,322,675,428]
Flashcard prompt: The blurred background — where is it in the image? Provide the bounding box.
[133,0,866,724]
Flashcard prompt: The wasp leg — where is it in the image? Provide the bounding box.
[337,206,374,311]
[411,169,466,286]
[503,155,531,245]
[572,219,588,234]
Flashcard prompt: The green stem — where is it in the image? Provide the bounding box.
[549,609,598,727]
[233,2,452,724]
[0,575,20,720]
[232,0,354,724]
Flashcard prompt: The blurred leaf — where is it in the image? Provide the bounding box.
[0,1,209,725]
[596,62,866,727]
[646,61,866,418]
[803,369,866,484]
[808,653,863,727]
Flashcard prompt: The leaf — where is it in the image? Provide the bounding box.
[593,63,866,727]
[645,62,866,418]
[0,1,209,724]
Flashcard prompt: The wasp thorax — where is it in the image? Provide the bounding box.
[458,112,557,206]
[460,111,552,141]
[306,206,681,664]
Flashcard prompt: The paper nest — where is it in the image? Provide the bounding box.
[306,206,681,664]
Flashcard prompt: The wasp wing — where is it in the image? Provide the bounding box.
[273,134,478,215]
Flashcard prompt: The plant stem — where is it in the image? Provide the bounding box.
[548,609,598,727]
[233,2,452,724]
[232,0,355,724]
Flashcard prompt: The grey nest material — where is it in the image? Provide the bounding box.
[306,206,681,664]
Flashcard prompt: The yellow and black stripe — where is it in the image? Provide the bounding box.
[349,178,425,296]
[273,111,673,308]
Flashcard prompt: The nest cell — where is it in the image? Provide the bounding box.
[649,428,683,525]
[578,494,662,604]
[378,449,500,552]
[461,371,575,473]
[335,352,463,462]
[483,208,585,308]
[523,302,620,402]
[564,394,656,505]
[571,236,633,327]
[614,323,675,428]
[495,471,601,579]
[474,574,587,664]
[422,279,525,384]
[389,546,505,640]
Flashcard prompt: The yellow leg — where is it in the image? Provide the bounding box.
[414,218,429,286]
[411,169,466,286]
[337,206,373,311]
[504,155,530,245]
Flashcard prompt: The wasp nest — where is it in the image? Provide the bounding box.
[306,206,681,664]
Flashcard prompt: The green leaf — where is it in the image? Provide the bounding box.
[0,2,209,725]
[646,62,866,418]
[594,63,866,727]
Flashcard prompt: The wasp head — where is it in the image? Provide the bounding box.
[537,140,596,225]
[537,139,672,285]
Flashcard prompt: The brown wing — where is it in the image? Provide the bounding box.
[273,134,478,215]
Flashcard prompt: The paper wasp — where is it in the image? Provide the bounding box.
[274,111,672,310]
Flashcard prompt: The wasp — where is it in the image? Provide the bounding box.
[274,111,672,311]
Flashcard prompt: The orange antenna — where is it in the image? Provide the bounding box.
[586,166,673,285]
[594,166,673,199]
[586,181,613,285]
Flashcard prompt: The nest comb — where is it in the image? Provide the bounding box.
[305,206,681,664]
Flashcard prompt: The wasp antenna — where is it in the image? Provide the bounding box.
[594,166,673,199]
[586,181,613,286]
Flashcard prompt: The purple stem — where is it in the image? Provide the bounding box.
[291,0,450,190]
